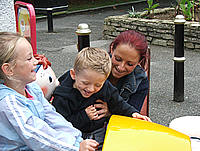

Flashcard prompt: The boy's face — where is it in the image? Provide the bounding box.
[70,69,107,98]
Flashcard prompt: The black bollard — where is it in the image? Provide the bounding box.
[76,23,91,52]
[173,15,186,102]
[47,8,53,32]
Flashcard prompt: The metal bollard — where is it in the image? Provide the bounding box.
[76,23,91,52]
[47,8,53,32]
[173,15,186,102]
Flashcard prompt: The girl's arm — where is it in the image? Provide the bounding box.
[1,95,80,151]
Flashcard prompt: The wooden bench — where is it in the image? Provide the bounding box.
[35,5,68,32]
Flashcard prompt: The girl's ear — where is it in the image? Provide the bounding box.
[70,69,76,80]
[1,63,14,76]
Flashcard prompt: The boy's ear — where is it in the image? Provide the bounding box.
[70,69,76,80]
[1,63,14,76]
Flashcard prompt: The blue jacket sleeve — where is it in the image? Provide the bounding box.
[0,94,81,151]
[127,77,149,112]
[106,82,139,116]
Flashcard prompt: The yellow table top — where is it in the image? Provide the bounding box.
[102,115,191,151]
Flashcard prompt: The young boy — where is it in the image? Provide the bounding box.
[52,47,151,148]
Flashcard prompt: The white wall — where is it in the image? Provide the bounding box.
[0,0,16,32]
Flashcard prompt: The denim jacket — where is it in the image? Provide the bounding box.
[108,65,149,111]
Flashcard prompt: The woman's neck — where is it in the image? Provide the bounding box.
[109,74,119,86]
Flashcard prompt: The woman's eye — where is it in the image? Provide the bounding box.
[115,57,121,62]
[127,63,133,66]
[127,62,138,66]
[95,84,102,87]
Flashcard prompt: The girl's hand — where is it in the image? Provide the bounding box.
[132,113,152,122]
[79,139,99,151]
[94,100,111,120]
[85,105,98,120]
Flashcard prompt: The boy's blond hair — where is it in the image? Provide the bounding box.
[74,47,112,78]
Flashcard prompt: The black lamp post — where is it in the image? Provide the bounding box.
[173,15,186,102]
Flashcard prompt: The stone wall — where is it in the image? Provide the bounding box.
[103,13,200,51]
[0,0,16,32]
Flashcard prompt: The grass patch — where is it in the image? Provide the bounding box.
[67,0,143,12]
[35,0,145,18]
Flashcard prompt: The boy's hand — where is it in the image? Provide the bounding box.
[85,105,99,120]
[132,113,152,122]
[79,139,99,151]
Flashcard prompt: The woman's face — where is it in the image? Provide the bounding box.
[110,44,140,79]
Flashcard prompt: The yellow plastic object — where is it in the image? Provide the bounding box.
[102,115,191,151]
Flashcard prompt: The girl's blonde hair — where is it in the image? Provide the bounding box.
[74,47,112,78]
[0,32,24,80]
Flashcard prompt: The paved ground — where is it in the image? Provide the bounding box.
[35,0,200,127]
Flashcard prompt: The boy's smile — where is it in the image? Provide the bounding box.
[70,69,107,98]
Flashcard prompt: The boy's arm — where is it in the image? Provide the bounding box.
[52,95,105,132]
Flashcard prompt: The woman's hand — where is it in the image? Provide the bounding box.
[79,139,99,151]
[85,105,98,120]
[94,100,111,120]
[132,113,152,122]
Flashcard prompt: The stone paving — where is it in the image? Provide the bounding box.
[35,0,200,126]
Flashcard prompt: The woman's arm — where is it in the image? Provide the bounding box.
[127,77,149,112]
[95,77,149,116]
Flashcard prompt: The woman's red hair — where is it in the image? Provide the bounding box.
[109,30,149,71]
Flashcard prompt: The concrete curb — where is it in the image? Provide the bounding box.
[36,0,146,20]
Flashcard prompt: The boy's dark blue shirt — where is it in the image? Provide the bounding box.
[52,71,138,133]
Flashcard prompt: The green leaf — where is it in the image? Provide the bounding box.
[144,8,150,11]
[147,0,153,8]
[149,0,153,6]
[187,1,193,10]
[180,0,186,5]
[180,3,185,10]
[152,3,159,9]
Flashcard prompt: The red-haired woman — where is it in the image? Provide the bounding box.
[95,30,149,118]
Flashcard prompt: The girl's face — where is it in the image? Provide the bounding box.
[70,69,107,98]
[110,44,140,79]
[12,38,38,85]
